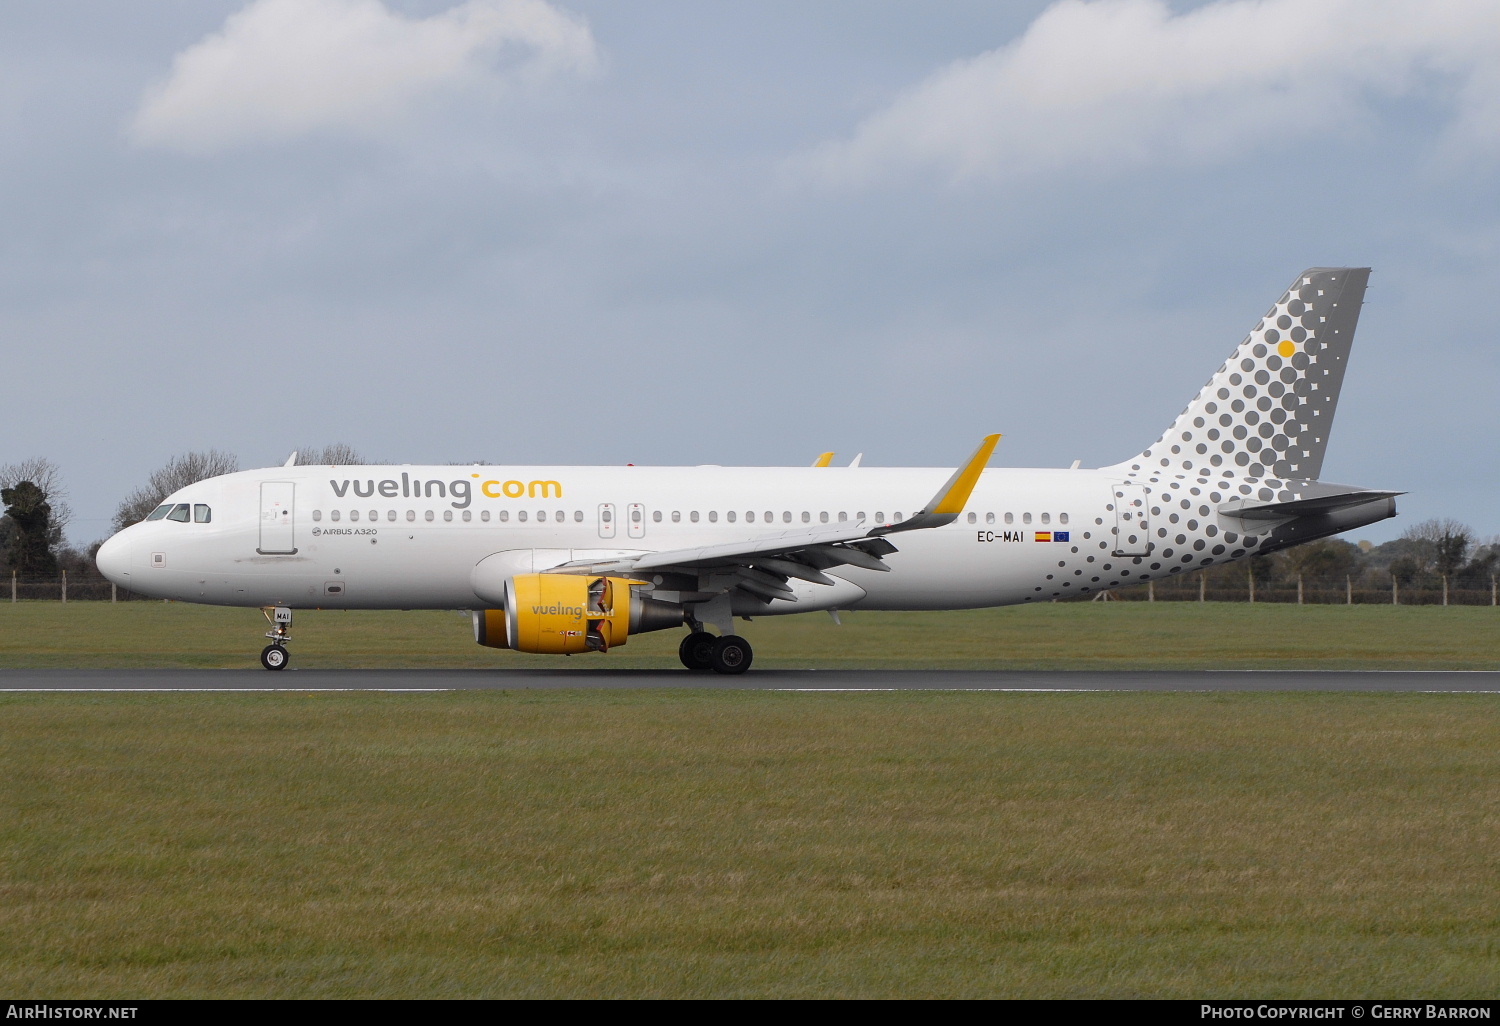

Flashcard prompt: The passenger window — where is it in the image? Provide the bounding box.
[387,510,396,522]
[350,510,360,522]
[802,512,811,523]
[574,511,583,522]
[967,512,976,524]
[312,510,323,522]
[986,512,995,524]
[193,505,211,523]
[672,511,681,523]
[746,511,755,523]
[857,511,865,520]
[838,512,848,522]
[167,503,191,523]
[369,510,377,522]
[1005,512,1014,525]
[653,510,662,523]
[819,512,829,523]
[331,510,341,522]
[1060,512,1070,524]
[462,510,472,522]
[481,510,491,522]
[406,510,415,522]
[708,511,718,523]
[557,510,565,522]
[690,512,699,523]
[764,511,773,523]
[783,511,792,523]
[875,512,884,522]
[517,510,526,522]
[146,504,174,521]
[1023,513,1032,524]
[633,508,644,523]
[1041,512,1051,524]
[425,510,435,522]
[537,511,547,523]
[444,510,453,522]
[499,510,509,522]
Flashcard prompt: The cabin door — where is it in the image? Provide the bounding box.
[258,482,297,554]
[1111,483,1151,556]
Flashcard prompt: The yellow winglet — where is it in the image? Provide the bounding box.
[812,452,835,468]
[875,434,1000,535]
[929,434,1000,514]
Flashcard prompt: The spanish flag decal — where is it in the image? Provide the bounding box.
[1035,531,1052,542]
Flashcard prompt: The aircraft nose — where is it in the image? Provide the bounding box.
[95,533,132,584]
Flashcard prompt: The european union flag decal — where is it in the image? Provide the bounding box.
[1054,532,1069,542]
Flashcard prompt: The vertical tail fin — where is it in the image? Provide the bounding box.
[1108,267,1370,484]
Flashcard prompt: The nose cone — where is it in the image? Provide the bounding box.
[95,533,132,584]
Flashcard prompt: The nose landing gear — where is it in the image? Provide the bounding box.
[260,606,292,671]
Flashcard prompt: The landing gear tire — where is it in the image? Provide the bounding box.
[679,632,716,672]
[711,635,752,675]
[260,644,289,671]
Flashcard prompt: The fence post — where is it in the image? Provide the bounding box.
[1199,575,1206,603]
[1347,575,1353,605]
[1392,575,1398,606]
[61,570,67,604]
[112,582,118,603]
[1248,568,1256,604]
[1148,581,1155,603]
[1297,573,1304,606]
[1493,575,1497,607]
[1442,576,1449,607]
[9,570,14,603]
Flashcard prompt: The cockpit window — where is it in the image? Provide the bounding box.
[145,504,174,521]
[194,504,212,523]
[166,503,191,523]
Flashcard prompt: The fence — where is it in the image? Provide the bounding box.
[5,570,146,602]
[1099,571,1499,606]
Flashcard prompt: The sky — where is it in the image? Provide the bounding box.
[2,0,1497,547]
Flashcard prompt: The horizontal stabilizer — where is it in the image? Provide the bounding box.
[1219,489,1402,521]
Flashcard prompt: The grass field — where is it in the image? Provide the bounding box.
[2,600,1499,669]
[3,690,1499,998]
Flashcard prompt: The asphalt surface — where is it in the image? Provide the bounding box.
[3,669,1499,691]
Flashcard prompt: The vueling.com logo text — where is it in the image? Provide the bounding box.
[329,472,563,510]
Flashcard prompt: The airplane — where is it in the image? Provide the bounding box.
[95,267,1398,674]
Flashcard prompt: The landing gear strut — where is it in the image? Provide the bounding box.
[678,630,753,675]
[260,606,292,671]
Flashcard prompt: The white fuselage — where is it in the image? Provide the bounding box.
[96,463,1174,612]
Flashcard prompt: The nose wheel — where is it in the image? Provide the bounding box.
[260,606,293,671]
[260,644,289,671]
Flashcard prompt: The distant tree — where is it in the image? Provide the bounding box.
[1388,556,1421,586]
[296,444,365,466]
[1405,518,1472,606]
[112,450,240,534]
[0,457,72,540]
[1279,539,1362,602]
[2,481,58,575]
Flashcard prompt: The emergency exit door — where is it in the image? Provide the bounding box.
[258,482,297,554]
[1112,483,1151,556]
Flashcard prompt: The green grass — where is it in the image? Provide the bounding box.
[2,600,1499,669]
[3,690,1499,998]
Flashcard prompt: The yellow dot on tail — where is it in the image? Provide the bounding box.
[1278,339,1296,358]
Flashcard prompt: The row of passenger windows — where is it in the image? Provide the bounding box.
[308,508,1070,526]
[145,503,212,523]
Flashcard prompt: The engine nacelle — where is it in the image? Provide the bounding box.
[472,574,684,654]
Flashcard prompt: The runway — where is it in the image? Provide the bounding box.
[3,668,1499,691]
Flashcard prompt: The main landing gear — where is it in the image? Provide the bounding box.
[260,606,292,671]
[678,630,753,675]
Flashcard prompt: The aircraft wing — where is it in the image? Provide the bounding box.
[546,435,999,602]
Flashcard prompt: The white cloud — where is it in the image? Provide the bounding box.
[131,0,598,154]
[811,0,1500,185]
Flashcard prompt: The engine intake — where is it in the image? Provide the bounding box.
[472,574,684,654]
